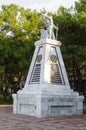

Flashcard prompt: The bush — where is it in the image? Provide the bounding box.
[84,98,86,103]
[0,95,13,104]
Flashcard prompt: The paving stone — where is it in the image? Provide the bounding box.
[0,105,86,130]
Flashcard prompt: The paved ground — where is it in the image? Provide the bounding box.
[0,105,86,130]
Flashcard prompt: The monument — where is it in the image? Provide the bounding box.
[12,14,84,117]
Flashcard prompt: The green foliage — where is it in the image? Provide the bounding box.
[84,98,86,103]
[0,4,41,99]
[54,0,86,93]
[0,95,12,104]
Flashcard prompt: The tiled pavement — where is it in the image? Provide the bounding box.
[0,105,86,130]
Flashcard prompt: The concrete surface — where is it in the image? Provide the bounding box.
[0,104,86,130]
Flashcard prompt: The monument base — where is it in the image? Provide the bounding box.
[12,86,84,118]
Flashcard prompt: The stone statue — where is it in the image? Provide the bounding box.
[41,13,58,40]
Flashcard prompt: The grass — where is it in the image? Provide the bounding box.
[0,95,13,105]
[0,99,13,105]
[84,98,86,103]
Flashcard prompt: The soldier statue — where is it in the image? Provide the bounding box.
[41,13,58,40]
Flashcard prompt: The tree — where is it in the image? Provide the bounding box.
[53,0,86,94]
[0,4,41,99]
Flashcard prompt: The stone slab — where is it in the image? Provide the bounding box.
[13,91,84,118]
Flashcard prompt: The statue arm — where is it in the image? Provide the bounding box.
[42,14,49,19]
[53,25,58,30]
[42,14,52,22]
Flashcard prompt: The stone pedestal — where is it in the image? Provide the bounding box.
[13,88,84,118]
[12,38,84,117]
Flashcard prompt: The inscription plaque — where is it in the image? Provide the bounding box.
[30,64,41,83]
[50,63,63,84]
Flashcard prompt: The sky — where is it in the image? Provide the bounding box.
[0,0,79,12]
